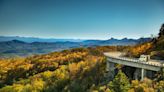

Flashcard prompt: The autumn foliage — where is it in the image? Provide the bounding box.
[0,47,106,92]
[0,45,164,92]
[126,42,152,57]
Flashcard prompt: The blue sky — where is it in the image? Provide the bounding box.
[0,0,164,39]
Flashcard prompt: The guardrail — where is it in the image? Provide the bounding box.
[106,55,164,67]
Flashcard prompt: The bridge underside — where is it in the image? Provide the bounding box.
[106,60,158,80]
[122,66,156,80]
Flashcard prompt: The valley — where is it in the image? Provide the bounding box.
[0,37,150,58]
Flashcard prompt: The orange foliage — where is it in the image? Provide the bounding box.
[127,42,152,57]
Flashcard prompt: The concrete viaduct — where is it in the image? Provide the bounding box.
[104,52,164,80]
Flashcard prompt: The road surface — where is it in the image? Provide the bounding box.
[104,52,164,67]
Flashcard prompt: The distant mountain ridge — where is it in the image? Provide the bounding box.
[0,36,84,42]
[0,36,151,43]
[0,36,151,58]
[0,39,81,58]
[82,37,151,46]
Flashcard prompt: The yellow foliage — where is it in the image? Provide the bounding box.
[31,79,45,91]
[130,78,155,92]
[41,71,53,79]
[128,42,152,57]
[13,84,24,92]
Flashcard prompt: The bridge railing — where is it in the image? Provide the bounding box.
[106,55,164,67]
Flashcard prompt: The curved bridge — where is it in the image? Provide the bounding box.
[104,52,164,80]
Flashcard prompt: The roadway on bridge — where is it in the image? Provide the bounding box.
[104,52,164,67]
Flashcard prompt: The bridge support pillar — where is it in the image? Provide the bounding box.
[106,62,116,80]
[134,68,146,80]
[141,68,146,81]
[106,61,110,71]
[134,68,140,80]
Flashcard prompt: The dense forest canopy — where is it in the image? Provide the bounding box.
[0,46,164,92]
[0,24,164,92]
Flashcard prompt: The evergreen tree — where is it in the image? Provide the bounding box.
[159,24,164,38]
[108,70,131,92]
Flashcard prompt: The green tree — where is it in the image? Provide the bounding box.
[157,81,164,92]
[108,70,131,92]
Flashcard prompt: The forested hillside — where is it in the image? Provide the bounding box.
[0,46,164,92]
[126,24,164,60]
[0,47,107,92]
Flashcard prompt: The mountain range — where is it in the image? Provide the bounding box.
[0,36,151,58]
[0,36,84,42]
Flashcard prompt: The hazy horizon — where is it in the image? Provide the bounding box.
[0,35,153,40]
[0,0,164,39]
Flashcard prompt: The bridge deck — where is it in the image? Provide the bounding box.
[104,52,164,68]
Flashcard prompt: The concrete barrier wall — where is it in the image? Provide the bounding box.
[107,57,161,71]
